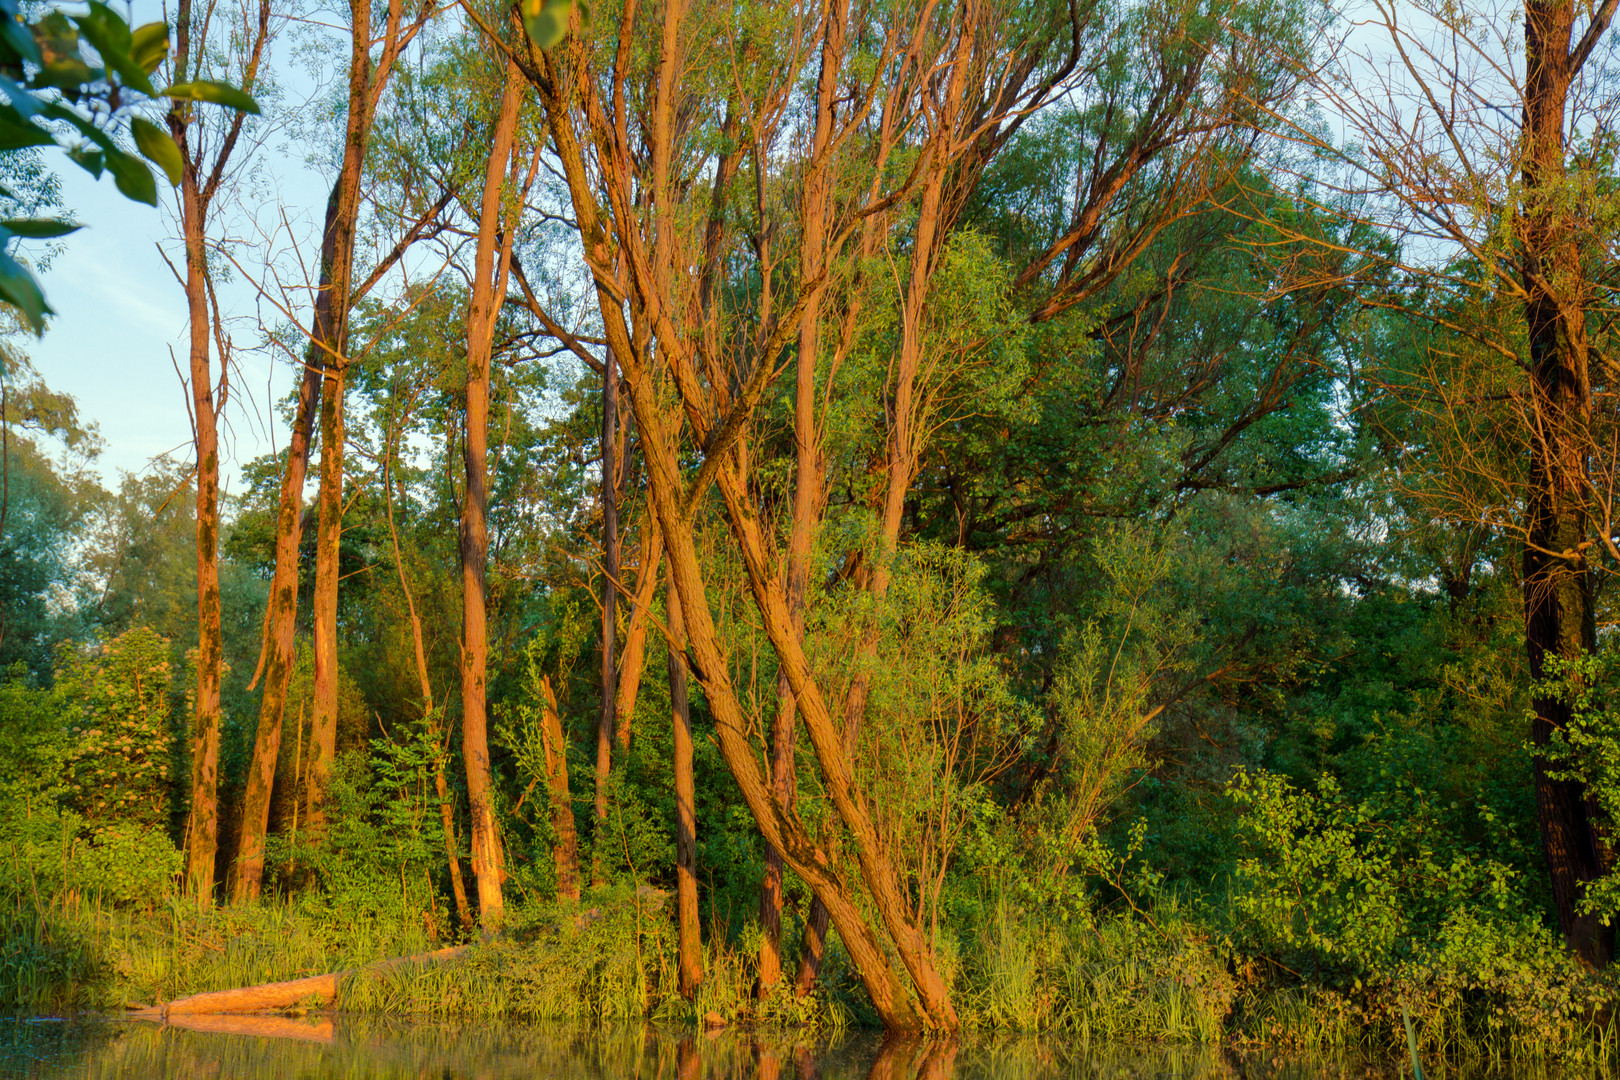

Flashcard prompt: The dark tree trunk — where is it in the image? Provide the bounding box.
[1521,0,1614,967]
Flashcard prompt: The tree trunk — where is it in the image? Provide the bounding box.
[668,575,703,996]
[613,512,664,750]
[536,675,580,901]
[166,0,271,907]
[461,55,526,930]
[1522,0,1613,967]
[231,357,317,901]
[593,345,620,883]
[307,355,344,839]
[762,0,841,992]
[304,0,388,840]
[798,110,957,1002]
[180,164,222,907]
[382,393,471,932]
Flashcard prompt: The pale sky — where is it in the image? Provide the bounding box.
[25,0,333,493]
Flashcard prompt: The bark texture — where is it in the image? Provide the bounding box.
[165,0,270,905]
[1521,0,1616,967]
[668,577,703,996]
[460,55,527,929]
[537,674,581,901]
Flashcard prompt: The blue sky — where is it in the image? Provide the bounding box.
[24,0,332,492]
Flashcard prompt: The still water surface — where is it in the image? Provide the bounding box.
[0,1016,1420,1079]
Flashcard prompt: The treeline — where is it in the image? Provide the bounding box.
[1,0,1619,1057]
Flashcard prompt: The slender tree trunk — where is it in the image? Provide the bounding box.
[180,170,222,907]
[307,356,345,837]
[536,675,580,901]
[305,0,389,839]
[1522,0,1613,967]
[165,0,270,906]
[592,345,620,882]
[761,0,842,991]
[381,398,471,932]
[299,0,423,836]
[798,128,956,1000]
[668,575,703,996]
[461,56,526,929]
[613,513,664,750]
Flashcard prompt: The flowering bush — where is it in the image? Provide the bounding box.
[56,627,175,829]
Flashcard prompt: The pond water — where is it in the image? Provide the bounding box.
[0,1016,1424,1079]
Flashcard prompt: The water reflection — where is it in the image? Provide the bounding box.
[0,1016,1398,1080]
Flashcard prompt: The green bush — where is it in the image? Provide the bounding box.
[1228,765,1615,1058]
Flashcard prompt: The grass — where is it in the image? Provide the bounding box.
[3,867,1620,1075]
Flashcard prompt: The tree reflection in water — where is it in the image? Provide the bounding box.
[0,1018,1473,1079]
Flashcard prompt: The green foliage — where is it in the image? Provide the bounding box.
[1228,765,1614,1059]
[1533,647,1620,924]
[271,749,443,944]
[55,627,175,829]
[0,0,258,330]
[0,806,180,910]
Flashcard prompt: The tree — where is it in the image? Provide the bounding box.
[0,352,100,677]
[1268,0,1620,965]
[234,0,434,898]
[460,47,531,929]
[165,0,274,906]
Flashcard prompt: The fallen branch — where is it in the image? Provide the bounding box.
[127,945,472,1020]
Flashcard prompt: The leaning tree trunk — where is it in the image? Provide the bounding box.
[760,0,839,992]
[231,355,319,901]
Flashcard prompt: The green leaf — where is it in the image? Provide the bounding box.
[0,74,39,119]
[0,7,40,67]
[163,79,259,114]
[131,117,181,186]
[0,110,53,151]
[130,21,168,74]
[0,219,81,239]
[73,5,154,97]
[0,250,52,334]
[29,13,89,90]
[102,145,156,206]
[81,1,130,52]
[521,0,573,50]
[65,146,103,179]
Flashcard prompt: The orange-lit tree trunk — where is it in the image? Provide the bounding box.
[592,344,619,882]
[612,511,663,750]
[178,137,222,907]
[759,0,840,993]
[668,575,703,996]
[166,0,271,905]
[537,675,580,901]
[461,54,527,929]
[305,0,422,836]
